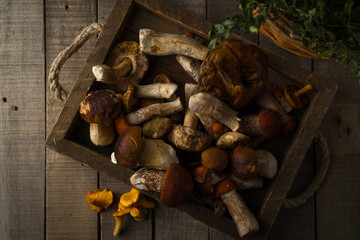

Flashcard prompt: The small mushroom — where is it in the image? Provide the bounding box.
[125,97,183,125]
[231,146,278,179]
[216,131,251,149]
[237,109,282,139]
[111,126,179,170]
[257,91,296,135]
[142,117,173,139]
[79,89,122,146]
[273,84,313,111]
[92,41,149,90]
[130,164,194,207]
[201,147,229,172]
[168,85,212,152]
[139,29,209,60]
[214,180,259,238]
[189,92,241,132]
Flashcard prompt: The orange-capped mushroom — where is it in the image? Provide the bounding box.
[85,188,113,212]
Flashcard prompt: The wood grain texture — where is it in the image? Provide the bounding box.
[45,0,98,239]
[313,59,360,240]
[0,1,45,239]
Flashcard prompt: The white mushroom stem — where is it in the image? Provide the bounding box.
[139,29,209,60]
[229,176,264,190]
[111,139,178,170]
[216,131,251,149]
[176,55,201,82]
[130,168,165,192]
[274,94,293,112]
[134,83,178,99]
[257,92,291,123]
[183,83,200,128]
[125,97,183,125]
[255,149,278,179]
[89,122,115,147]
[220,189,259,238]
[196,113,229,140]
[189,92,240,132]
[92,58,132,84]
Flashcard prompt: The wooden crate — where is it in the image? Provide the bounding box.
[44,0,337,239]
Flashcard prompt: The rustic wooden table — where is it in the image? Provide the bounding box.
[1,0,359,239]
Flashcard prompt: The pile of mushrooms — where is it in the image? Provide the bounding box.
[78,29,313,239]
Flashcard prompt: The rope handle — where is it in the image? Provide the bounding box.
[284,131,330,208]
[48,23,103,101]
[47,24,330,208]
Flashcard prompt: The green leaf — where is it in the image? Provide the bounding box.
[208,39,217,50]
[249,25,259,33]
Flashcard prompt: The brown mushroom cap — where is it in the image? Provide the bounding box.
[79,89,122,124]
[160,164,194,207]
[258,109,282,139]
[230,146,257,180]
[106,41,149,91]
[284,85,309,109]
[214,180,237,199]
[201,147,229,172]
[199,38,268,109]
[114,126,142,169]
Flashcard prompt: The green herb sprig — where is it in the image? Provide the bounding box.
[209,0,360,79]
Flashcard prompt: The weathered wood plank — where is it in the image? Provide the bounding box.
[45,0,98,239]
[97,1,153,239]
[0,1,45,239]
[313,59,360,240]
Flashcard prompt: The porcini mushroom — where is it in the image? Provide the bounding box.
[92,41,149,91]
[215,180,259,238]
[79,89,122,146]
[111,126,179,170]
[257,91,296,135]
[237,109,282,139]
[139,29,209,60]
[189,92,240,132]
[142,117,173,139]
[201,147,229,172]
[125,97,183,125]
[130,164,194,207]
[199,38,268,109]
[168,85,212,152]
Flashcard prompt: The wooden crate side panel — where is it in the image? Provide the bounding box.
[0,1,45,239]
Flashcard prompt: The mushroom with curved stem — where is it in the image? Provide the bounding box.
[92,41,149,91]
[125,97,183,125]
[168,84,212,152]
[139,29,209,60]
[130,164,194,207]
[215,180,259,238]
[111,126,179,170]
[273,84,313,112]
[79,89,122,146]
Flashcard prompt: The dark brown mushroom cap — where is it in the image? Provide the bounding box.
[114,126,142,169]
[284,85,309,109]
[230,146,257,180]
[160,164,194,207]
[258,109,282,139]
[79,89,122,124]
[106,41,149,91]
[214,180,237,199]
[201,147,229,172]
[199,38,268,109]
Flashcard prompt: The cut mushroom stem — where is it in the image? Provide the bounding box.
[125,97,183,125]
[134,83,178,99]
[130,168,165,192]
[189,92,240,132]
[183,83,200,128]
[229,176,264,190]
[255,149,278,179]
[176,55,201,82]
[215,180,259,238]
[139,29,209,60]
[92,59,133,84]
